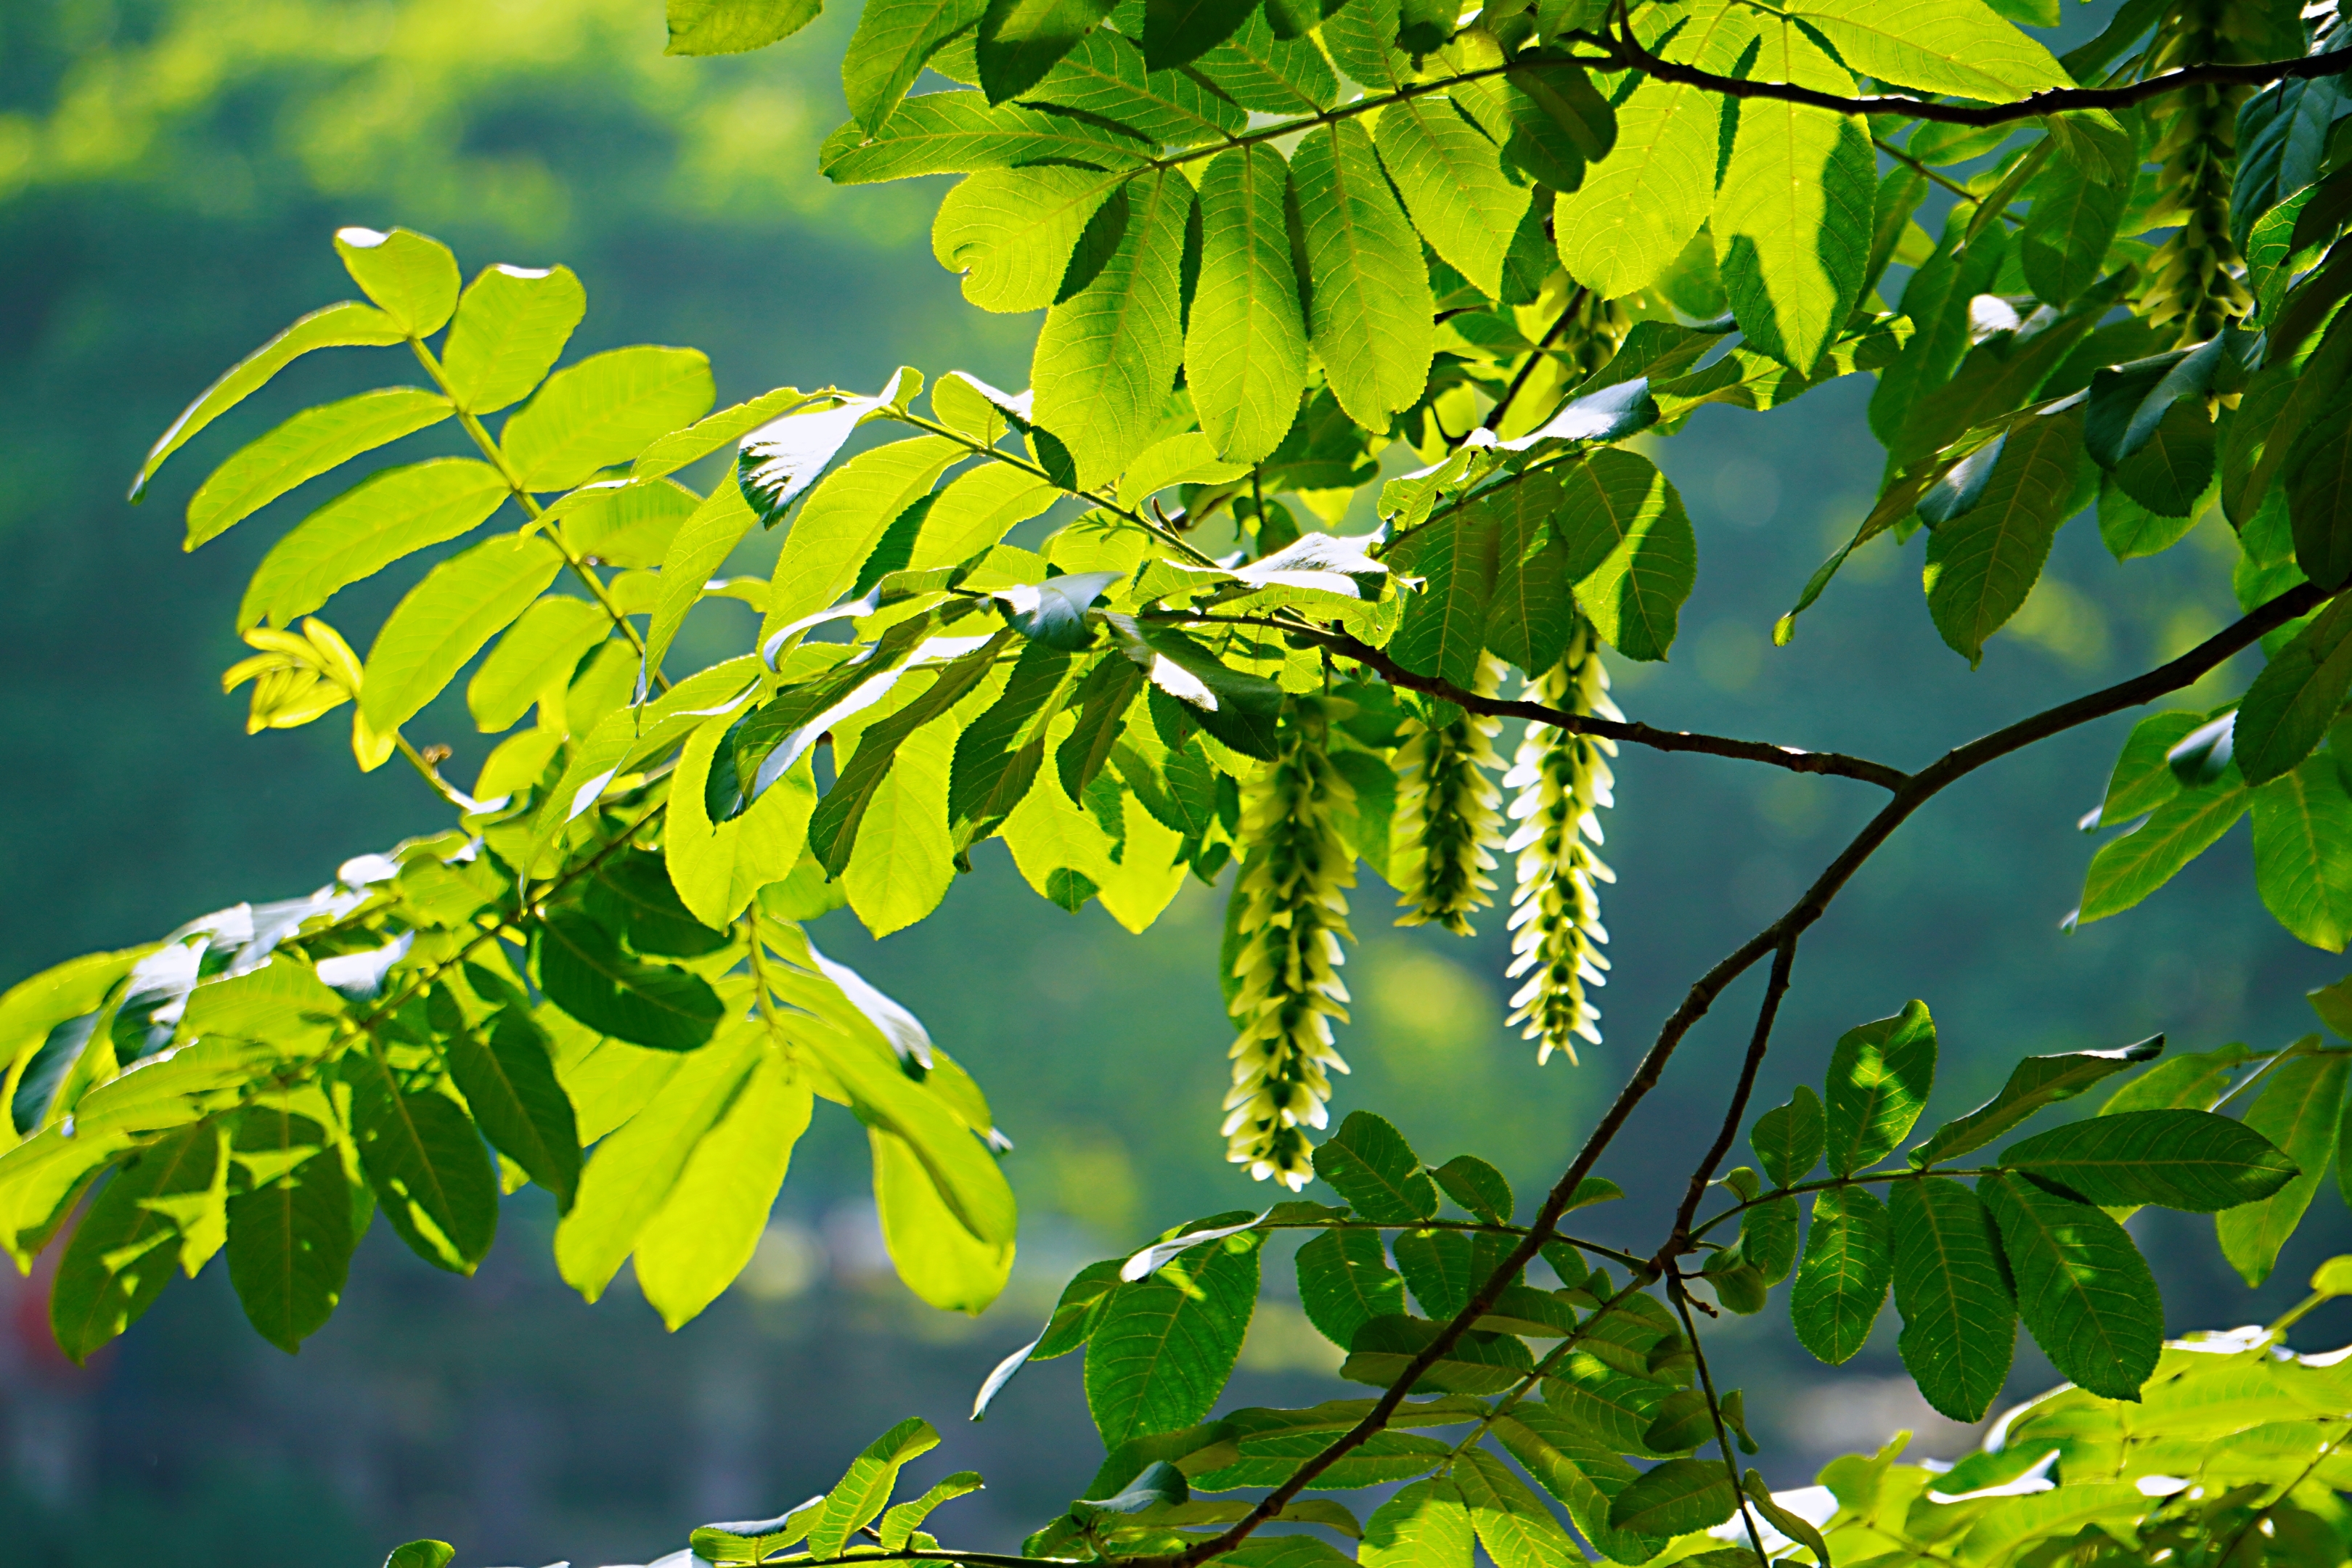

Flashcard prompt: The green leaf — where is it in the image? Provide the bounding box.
[2000,1106,2300,1212]
[184,387,454,550]
[2254,759,2352,950]
[224,1105,354,1354]
[1342,1314,1532,1395]
[1978,1168,2161,1400]
[1543,1349,1668,1453]
[131,301,406,502]
[334,226,460,337]
[693,1503,823,1567]
[239,458,510,633]
[1868,218,2009,447]
[812,632,1012,873]
[1604,1457,1738,1538]
[1490,1406,1664,1564]
[359,531,564,732]
[1056,655,1144,801]
[1392,1228,1493,1320]
[1472,65,1615,197]
[666,0,823,54]
[760,436,964,634]
[1188,144,1307,467]
[1910,1038,2163,1166]
[2096,710,2205,825]
[1294,1227,1406,1349]
[1711,20,1874,372]
[950,640,1071,836]
[1738,1194,1798,1285]
[50,1122,223,1362]
[645,478,759,682]
[1373,95,1529,302]
[1458,1447,1588,1568]
[1557,449,1696,662]
[1086,1226,1259,1445]
[1922,409,2086,666]
[1389,506,1499,689]
[2112,399,2216,518]
[1143,0,1254,69]
[1890,1176,2015,1421]
[1024,29,1245,144]
[1640,1387,1718,1453]
[880,1471,984,1548]
[443,1003,581,1211]
[441,264,587,416]
[467,597,609,736]
[1293,120,1434,434]
[2018,155,2129,307]
[843,0,987,129]
[2102,1041,2253,1118]
[808,1417,943,1557]
[2079,770,2251,922]
[1553,5,1754,298]
[934,166,1132,314]
[502,346,715,493]
[2238,596,2352,786]
[1824,1000,1936,1175]
[384,1542,456,1568]
[637,1061,812,1328]
[1034,169,1193,489]
[534,909,724,1051]
[1432,1154,1513,1224]
[1313,1111,1437,1222]
[1360,1477,1471,1568]
[1784,0,2070,99]
[2219,1050,2347,1286]
[346,1057,498,1276]
[1750,1085,1825,1188]
[553,1025,762,1300]
[820,91,1149,183]
[976,0,1116,102]
[1791,1185,1892,1365]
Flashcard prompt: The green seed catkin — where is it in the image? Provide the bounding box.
[1224,695,1355,1188]
[1392,653,1507,936]
[1503,622,1616,1064]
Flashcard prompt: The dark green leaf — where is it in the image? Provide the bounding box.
[1790,1185,1892,1365]
[2239,596,2352,787]
[995,571,1120,649]
[51,1123,222,1362]
[444,999,581,1211]
[810,632,1014,872]
[977,0,1117,101]
[1737,1195,1798,1286]
[2020,155,2126,306]
[1295,1227,1406,1349]
[2080,768,2250,922]
[1910,1037,2163,1166]
[2002,1107,2300,1212]
[1750,1085,1825,1188]
[1922,409,2088,666]
[1312,1111,1437,1222]
[2218,1050,2346,1286]
[585,852,732,958]
[1057,656,1144,801]
[1824,1000,1937,1175]
[535,908,723,1051]
[2252,759,2352,950]
[1890,1177,2015,1421]
[2112,398,2216,517]
[1340,1314,1532,1395]
[1605,1458,1737,1537]
[2096,710,2205,825]
[950,640,1074,837]
[1978,1168,2161,1400]
[1389,505,1499,689]
[346,1055,498,1275]
[1086,1228,1259,1445]
[1144,0,1255,69]
[1432,1154,1513,1224]
[1639,1387,1716,1454]
[224,1106,353,1355]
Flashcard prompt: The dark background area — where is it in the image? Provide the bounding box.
[4,1,2348,1564]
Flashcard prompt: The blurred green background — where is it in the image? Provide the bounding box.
[4,1,2350,1564]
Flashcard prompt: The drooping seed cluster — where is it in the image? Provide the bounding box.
[2140,0,2263,343]
[1225,696,1356,1188]
[1392,653,1508,936]
[1503,620,1617,1064]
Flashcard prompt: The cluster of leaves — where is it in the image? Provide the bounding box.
[33,0,2352,1564]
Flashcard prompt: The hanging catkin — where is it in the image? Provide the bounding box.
[2139,0,2265,343]
[1392,654,1508,935]
[1503,621,1617,1064]
[1224,695,1355,1188]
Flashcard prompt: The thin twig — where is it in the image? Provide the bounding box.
[1666,1281,1774,1568]
[1591,25,2352,126]
[1483,293,1586,435]
[1659,934,1798,1265]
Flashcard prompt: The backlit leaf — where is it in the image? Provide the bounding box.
[1890,1177,2015,1421]
[185,388,453,550]
[1790,1185,1892,1365]
[1979,1169,2161,1400]
[1824,999,1936,1175]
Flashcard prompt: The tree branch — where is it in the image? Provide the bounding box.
[1591,25,2351,126]
[1146,579,2328,1568]
[1294,621,1913,791]
[1659,933,1797,1265]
